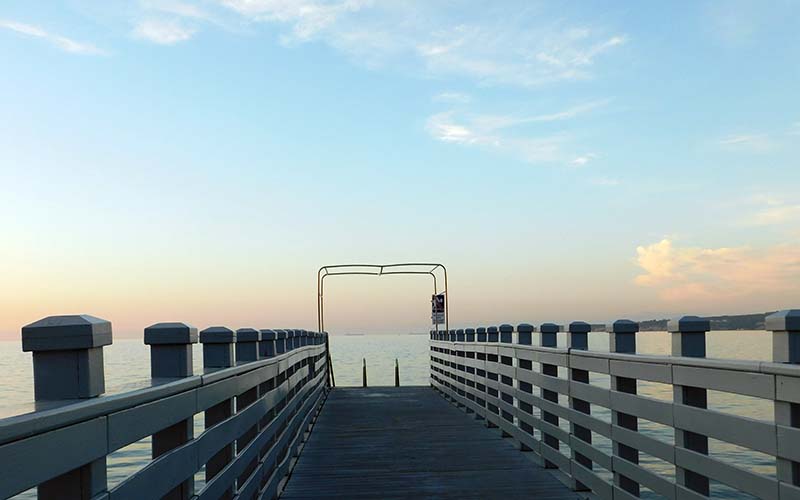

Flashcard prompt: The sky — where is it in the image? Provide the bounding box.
[1,0,799,338]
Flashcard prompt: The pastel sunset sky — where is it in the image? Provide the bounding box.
[1,1,798,338]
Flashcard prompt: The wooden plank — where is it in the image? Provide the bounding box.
[281,387,579,499]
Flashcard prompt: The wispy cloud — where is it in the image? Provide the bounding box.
[426,111,567,164]
[0,19,105,55]
[788,122,800,136]
[133,19,197,44]
[433,92,471,104]
[590,176,619,186]
[717,133,774,152]
[634,238,800,306]
[208,2,626,87]
[744,194,800,226]
[425,100,607,164]
[572,153,598,166]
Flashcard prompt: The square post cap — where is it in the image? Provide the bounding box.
[569,321,591,333]
[448,329,455,334]
[200,326,236,343]
[766,310,800,331]
[487,326,499,334]
[465,328,476,334]
[540,323,559,334]
[260,329,277,340]
[456,329,464,335]
[608,319,639,333]
[236,328,260,342]
[668,316,710,333]
[23,315,112,352]
[499,324,513,333]
[517,323,535,334]
[476,327,487,334]
[144,322,198,345]
[275,329,287,339]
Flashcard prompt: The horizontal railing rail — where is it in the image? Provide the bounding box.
[0,315,330,500]
[429,311,800,500]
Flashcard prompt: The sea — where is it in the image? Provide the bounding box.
[0,331,777,499]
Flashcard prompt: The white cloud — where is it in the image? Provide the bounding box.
[590,176,619,186]
[433,92,471,104]
[744,194,800,226]
[425,100,607,164]
[141,0,213,20]
[788,122,800,136]
[634,238,800,306]
[425,111,566,163]
[572,153,598,166]
[718,133,774,152]
[134,19,196,44]
[212,2,626,87]
[0,19,105,55]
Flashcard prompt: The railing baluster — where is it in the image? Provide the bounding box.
[22,315,112,500]
[609,319,640,497]
[144,322,198,500]
[670,315,711,497]
[236,328,261,362]
[568,321,592,491]
[539,322,560,469]
[200,326,236,499]
[261,329,277,358]
[767,310,800,493]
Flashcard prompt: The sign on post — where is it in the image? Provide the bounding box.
[431,293,445,325]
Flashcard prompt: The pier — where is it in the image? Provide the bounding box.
[0,310,799,499]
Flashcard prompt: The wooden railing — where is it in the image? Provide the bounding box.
[429,311,800,500]
[0,315,329,500]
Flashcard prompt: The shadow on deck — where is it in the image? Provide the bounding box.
[281,386,579,499]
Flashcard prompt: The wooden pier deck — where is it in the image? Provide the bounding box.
[281,386,579,499]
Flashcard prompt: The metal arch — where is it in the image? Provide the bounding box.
[316,263,449,388]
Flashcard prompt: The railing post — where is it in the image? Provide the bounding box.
[21,315,112,500]
[465,328,476,342]
[568,321,592,491]
[456,328,465,342]
[609,319,640,497]
[144,322,198,500]
[449,329,456,342]
[540,322,560,468]
[767,310,800,490]
[235,327,260,488]
[499,324,513,344]
[477,327,487,342]
[395,358,400,387]
[517,323,533,345]
[487,326,499,343]
[275,330,287,354]
[260,329,277,358]
[200,326,236,499]
[235,328,260,362]
[670,315,711,496]
[363,358,368,387]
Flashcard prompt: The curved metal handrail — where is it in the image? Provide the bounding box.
[317,263,449,387]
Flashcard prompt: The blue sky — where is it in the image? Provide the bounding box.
[1,1,799,336]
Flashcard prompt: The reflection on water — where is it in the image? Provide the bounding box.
[0,331,781,499]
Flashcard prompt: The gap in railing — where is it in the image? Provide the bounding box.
[708,437,776,478]
[327,334,429,386]
[638,449,676,481]
[712,479,761,499]
[707,389,775,422]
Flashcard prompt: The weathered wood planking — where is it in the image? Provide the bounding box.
[281,386,579,499]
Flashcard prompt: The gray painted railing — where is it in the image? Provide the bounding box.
[0,315,329,500]
[430,310,800,500]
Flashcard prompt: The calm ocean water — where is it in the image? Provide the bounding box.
[0,331,775,499]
